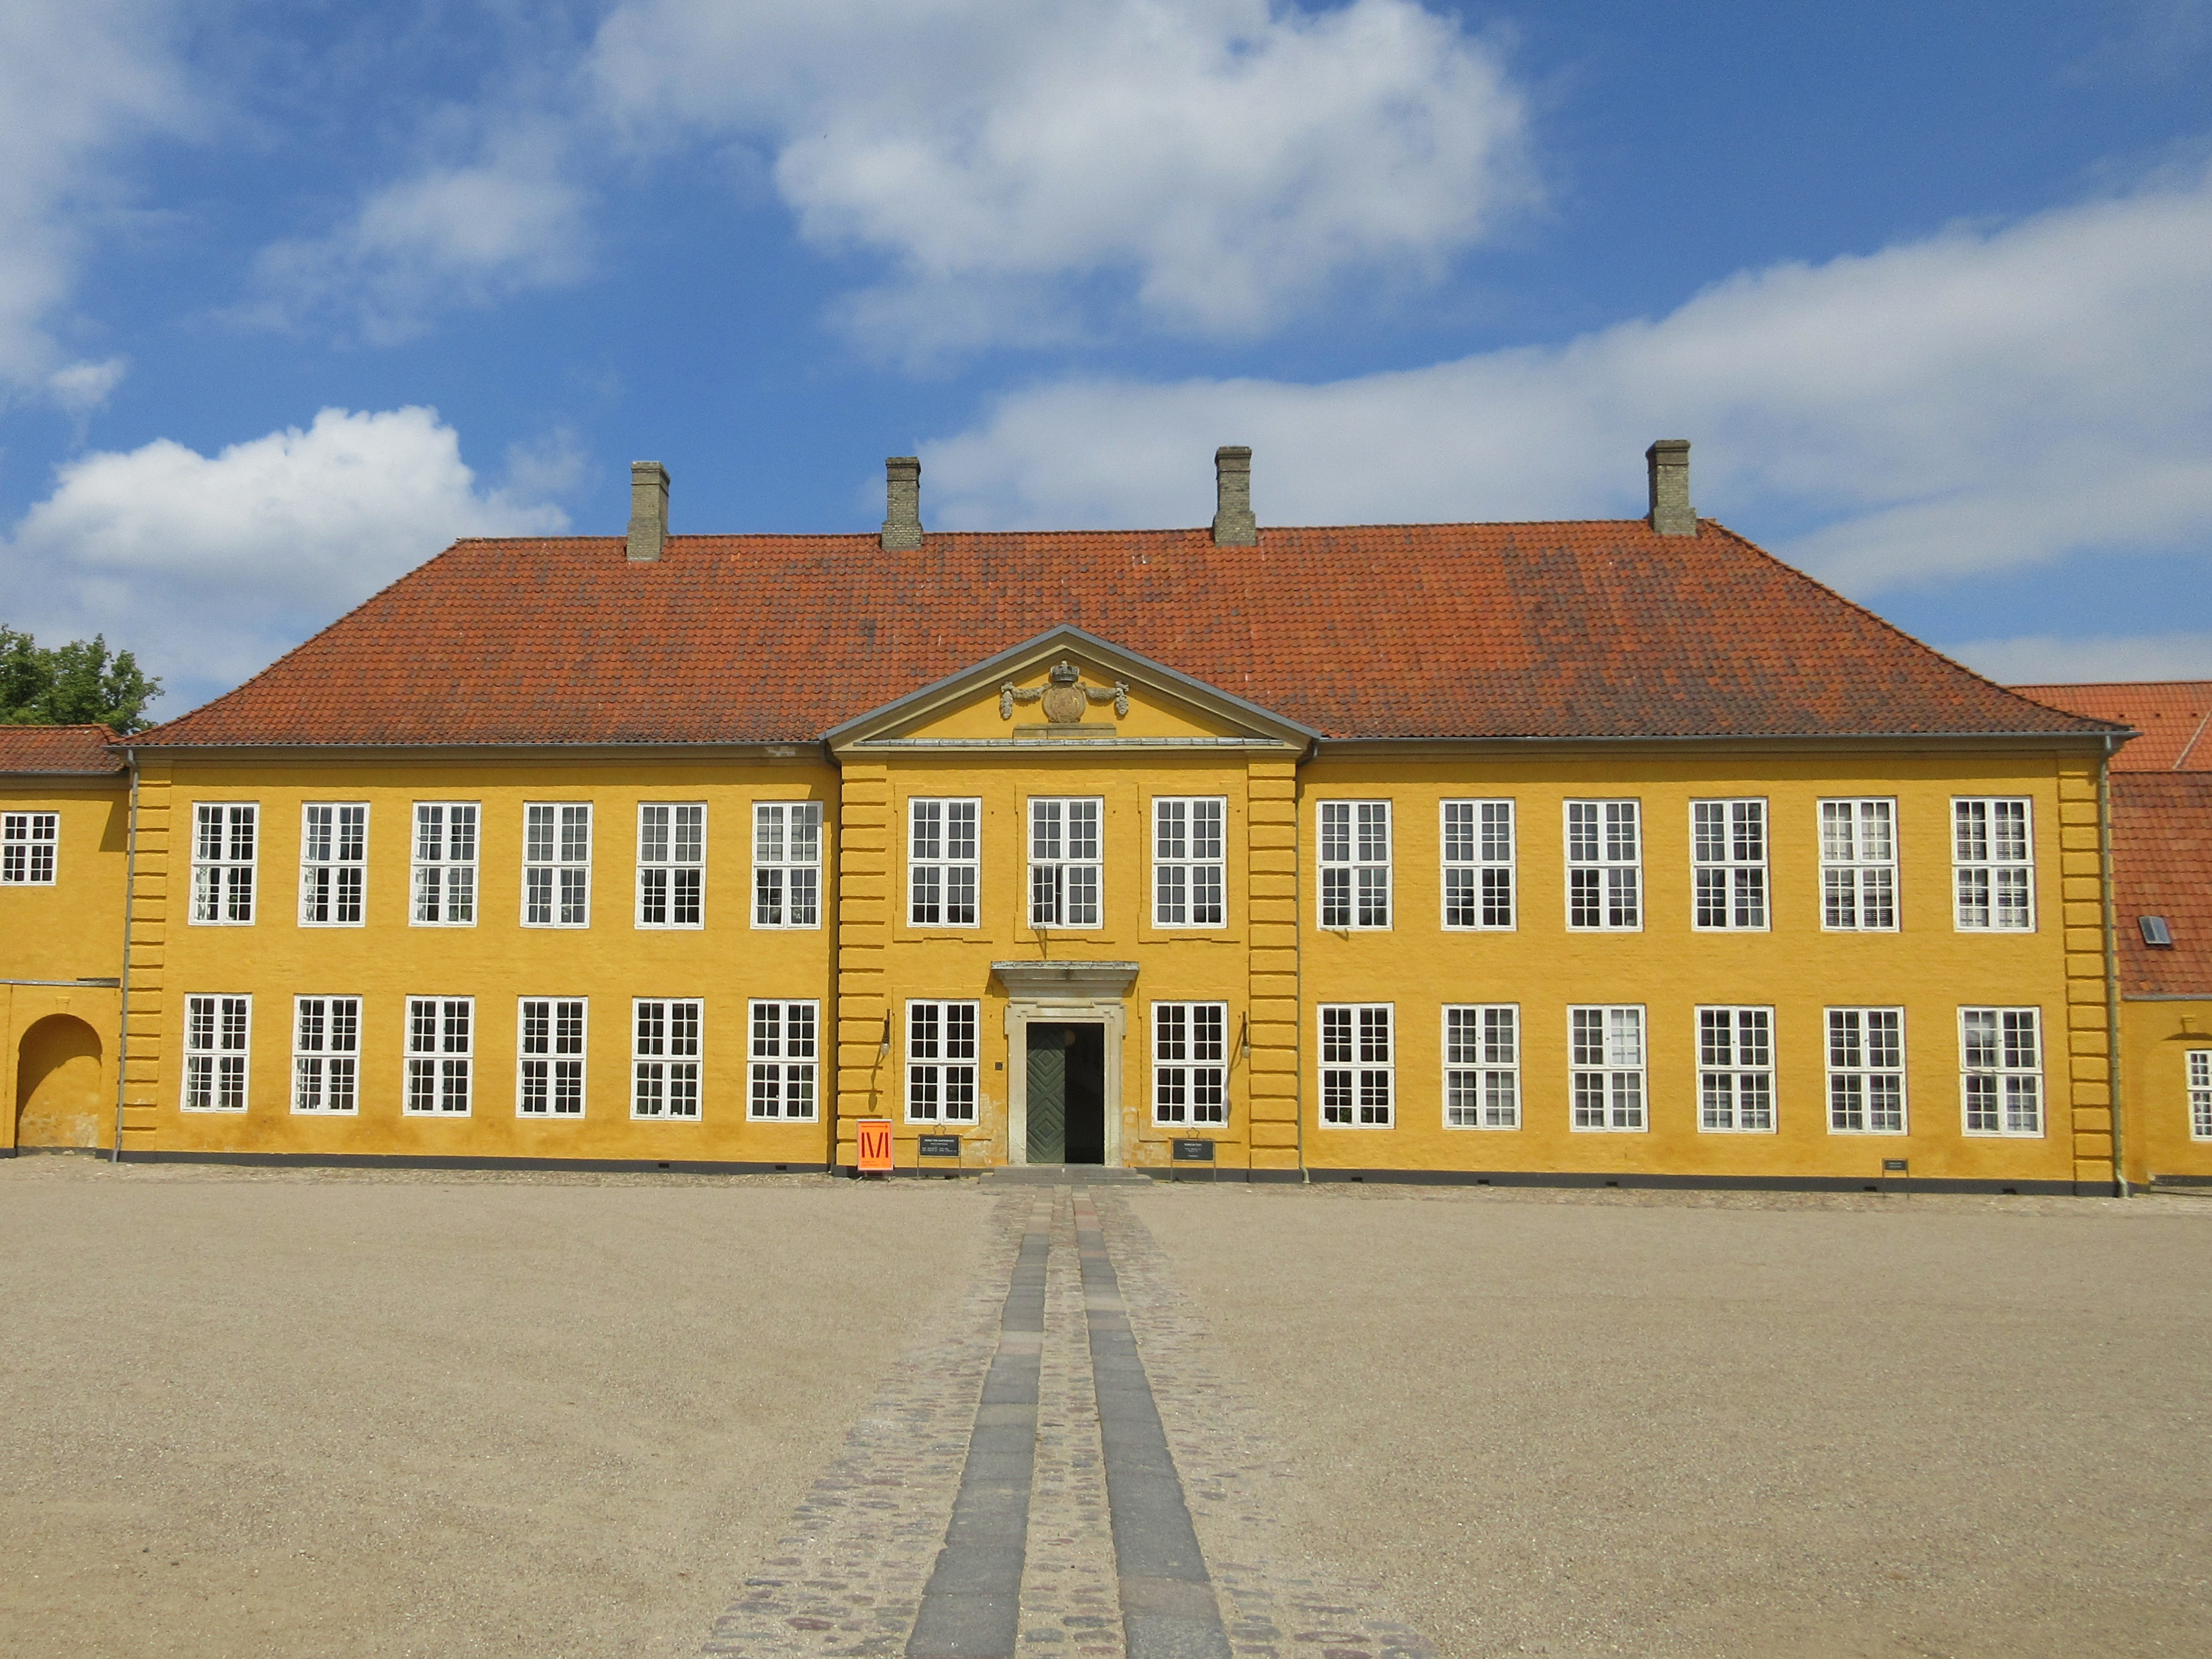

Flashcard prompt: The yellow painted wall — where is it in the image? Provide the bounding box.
[2119,1000,2212,1184]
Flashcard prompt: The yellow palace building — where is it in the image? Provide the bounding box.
[3,442,2143,1193]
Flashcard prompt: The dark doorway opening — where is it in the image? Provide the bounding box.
[1026,1022,1106,1165]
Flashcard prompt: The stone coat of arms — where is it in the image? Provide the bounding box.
[1001,661,1131,724]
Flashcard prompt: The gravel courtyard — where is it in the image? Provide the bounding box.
[2,1158,2207,1659]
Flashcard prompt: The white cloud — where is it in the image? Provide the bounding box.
[46,356,129,415]
[2,408,570,711]
[1945,633,2212,686]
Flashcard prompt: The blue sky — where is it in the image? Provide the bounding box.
[2,0,2209,716]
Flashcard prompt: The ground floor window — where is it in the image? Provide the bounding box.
[519,998,586,1116]
[405,997,473,1115]
[1570,1005,1645,1131]
[1152,1002,1227,1126]
[750,1000,819,1120]
[2193,1051,2212,1141]
[183,994,251,1112]
[632,999,702,1119]
[292,996,359,1114]
[1320,1003,1393,1126]
[908,1000,979,1123]
[1961,1007,2042,1136]
[1697,1005,1774,1132]
[1444,1004,1519,1128]
[1827,1008,1906,1133]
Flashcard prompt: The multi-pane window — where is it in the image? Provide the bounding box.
[1697,1006,1774,1131]
[299,804,367,926]
[182,994,251,1111]
[1152,1002,1227,1126]
[750,1000,819,1120]
[1961,1007,2042,1135]
[1,812,58,885]
[1820,799,1897,930]
[1153,798,1226,927]
[523,803,591,927]
[907,1000,979,1123]
[1318,802,1391,929]
[1442,801,1513,930]
[909,799,980,927]
[1566,801,1640,930]
[1692,800,1768,930]
[1570,1005,1645,1130]
[2189,1051,2212,1141]
[291,996,360,1114]
[754,802,822,928]
[1030,798,1102,928]
[1444,1004,1519,1128]
[412,803,478,925]
[1954,799,2034,931]
[1319,1004,1393,1126]
[191,804,258,924]
[632,999,702,1120]
[404,997,473,1115]
[1826,1008,1906,1133]
[637,804,705,928]
[518,998,587,1116]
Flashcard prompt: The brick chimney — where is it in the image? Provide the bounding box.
[881,456,923,551]
[1645,440,1695,537]
[627,461,669,562]
[1212,446,1256,547]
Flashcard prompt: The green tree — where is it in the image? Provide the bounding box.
[0,626,162,732]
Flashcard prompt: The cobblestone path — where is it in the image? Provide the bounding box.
[699,1184,1433,1659]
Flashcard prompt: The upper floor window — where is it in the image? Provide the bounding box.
[1030,797,1102,928]
[1960,1007,2042,1136]
[1692,799,1767,930]
[183,994,251,1111]
[1444,1004,1519,1129]
[632,999,702,1120]
[191,803,258,924]
[909,799,979,928]
[1,812,57,885]
[300,804,367,927]
[907,1000,979,1123]
[404,997,473,1116]
[518,998,587,1116]
[292,996,360,1115]
[1566,801,1639,930]
[2189,1051,2212,1142]
[1570,1005,1645,1131]
[637,804,704,929]
[412,803,478,926]
[1319,1003,1393,1126]
[1442,801,1513,930]
[754,802,822,929]
[1152,1002,1227,1126]
[524,803,591,927]
[1153,798,1225,927]
[1827,1007,1905,1133]
[750,1000,819,1120]
[1697,1006,1774,1131]
[1318,801,1390,930]
[1821,799,1896,931]
[1953,798,2033,931]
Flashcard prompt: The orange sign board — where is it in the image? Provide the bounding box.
[855,1118,895,1173]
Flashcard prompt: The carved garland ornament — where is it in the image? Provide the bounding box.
[1000,660,1130,724]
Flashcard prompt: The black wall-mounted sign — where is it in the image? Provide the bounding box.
[918,1134,963,1159]
[1172,1138,1216,1162]
[1883,1159,1909,1173]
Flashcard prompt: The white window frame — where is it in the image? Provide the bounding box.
[1444,1004,1519,1129]
[909,798,980,928]
[291,996,360,1115]
[411,802,479,927]
[906,999,980,1123]
[1820,799,1897,932]
[1570,1005,1646,1131]
[1565,801,1641,932]
[1691,799,1769,932]
[1029,796,1103,929]
[754,802,822,929]
[1152,1002,1228,1127]
[298,802,368,927]
[523,802,592,928]
[182,994,252,1112]
[404,996,474,1116]
[1,811,58,885]
[517,997,588,1117]
[1960,1007,2043,1136]
[1826,1007,1907,1134]
[632,998,702,1121]
[1441,800,1514,930]
[635,802,706,930]
[1152,798,1226,928]
[2189,1050,2212,1142]
[190,802,258,925]
[749,999,820,1120]
[1697,1005,1775,1132]
[1953,798,2035,932]
[1318,801,1391,930]
[1319,1003,1393,1127]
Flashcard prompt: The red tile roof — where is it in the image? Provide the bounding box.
[136,522,2119,747]
[2008,682,2212,772]
[2112,773,2212,997]
[0,725,124,774]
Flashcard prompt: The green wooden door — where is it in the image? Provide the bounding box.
[1027,1035,1067,1164]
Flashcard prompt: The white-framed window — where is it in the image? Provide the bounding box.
[404,997,473,1116]
[1570,1005,1645,1131]
[1954,798,2034,931]
[523,803,591,927]
[637,803,705,929]
[1319,1003,1393,1126]
[1692,800,1768,930]
[909,798,980,928]
[412,802,478,925]
[1820,799,1896,931]
[632,999,702,1120]
[182,994,251,1111]
[291,996,360,1114]
[1961,1007,2043,1136]
[1697,1006,1774,1132]
[1030,797,1102,928]
[1444,1004,1519,1128]
[1,811,58,885]
[517,998,587,1116]
[907,1000,979,1123]
[190,803,258,924]
[1318,801,1391,929]
[1826,1008,1906,1133]
[299,804,367,927]
[754,802,822,929]
[1566,801,1640,930]
[2189,1051,2212,1141]
[750,1000,819,1120]
[1442,801,1513,930]
[1153,798,1226,927]
[1152,1002,1227,1126]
